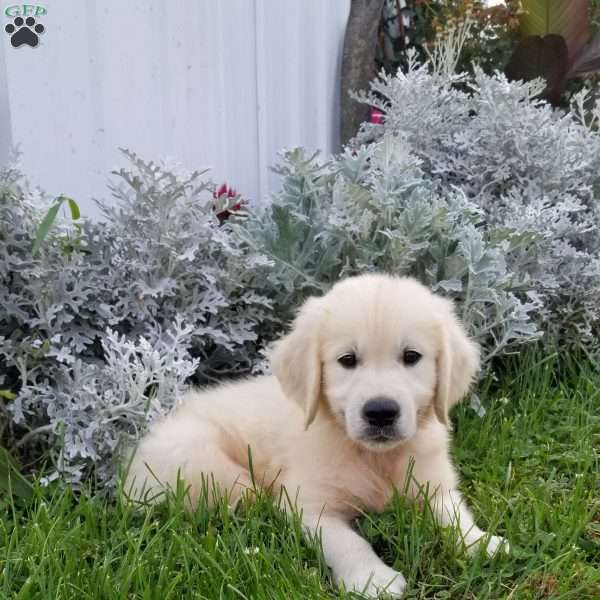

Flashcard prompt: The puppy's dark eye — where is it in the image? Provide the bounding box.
[403,349,422,366]
[337,352,357,369]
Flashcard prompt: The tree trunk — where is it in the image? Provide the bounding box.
[340,0,385,146]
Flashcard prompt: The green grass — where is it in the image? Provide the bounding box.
[1,355,599,599]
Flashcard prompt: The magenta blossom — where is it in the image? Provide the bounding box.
[369,107,385,125]
[213,183,245,224]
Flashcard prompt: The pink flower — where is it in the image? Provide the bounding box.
[369,107,385,125]
[213,183,234,199]
[213,183,246,224]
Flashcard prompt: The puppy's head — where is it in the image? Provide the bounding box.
[271,274,479,451]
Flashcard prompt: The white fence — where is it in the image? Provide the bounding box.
[0,0,350,218]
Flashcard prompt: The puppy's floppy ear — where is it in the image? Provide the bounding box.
[271,296,324,429]
[434,297,480,426]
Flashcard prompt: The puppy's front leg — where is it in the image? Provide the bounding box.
[410,452,508,557]
[303,513,406,598]
[429,487,508,556]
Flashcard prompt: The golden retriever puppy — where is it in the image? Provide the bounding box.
[125,274,507,597]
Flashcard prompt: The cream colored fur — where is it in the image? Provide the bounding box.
[125,274,507,597]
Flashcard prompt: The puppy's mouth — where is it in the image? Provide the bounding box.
[359,426,406,446]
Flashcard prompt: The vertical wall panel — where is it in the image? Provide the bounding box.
[1,0,350,218]
[0,28,11,165]
[255,0,350,197]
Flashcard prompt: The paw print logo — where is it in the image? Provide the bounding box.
[5,16,45,48]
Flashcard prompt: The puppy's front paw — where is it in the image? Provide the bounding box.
[334,563,406,598]
[484,534,509,557]
[466,531,510,557]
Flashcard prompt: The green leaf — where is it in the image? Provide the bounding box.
[66,196,80,220]
[32,199,63,257]
[0,447,33,499]
[520,0,590,61]
[0,389,16,400]
[31,195,82,257]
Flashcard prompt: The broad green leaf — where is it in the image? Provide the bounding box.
[520,0,590,60]
[32,199,63,256]
[0,389,16,400]
[0,447,33,499]
[32,195,82,257]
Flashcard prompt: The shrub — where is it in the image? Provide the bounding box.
[244,58,600,365]
[377,1,600,108]
[2,59,600,488]
[0,154,275,486]
[378,0,522,77]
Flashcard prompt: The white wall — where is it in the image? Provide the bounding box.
[0,0,350,218]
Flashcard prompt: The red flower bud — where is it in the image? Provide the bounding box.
[214,183,229,199]
[212,183,246,225]
[369,107,385,125]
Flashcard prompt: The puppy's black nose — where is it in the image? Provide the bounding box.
[362,398,400,427]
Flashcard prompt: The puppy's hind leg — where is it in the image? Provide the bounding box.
[124,416,252,509]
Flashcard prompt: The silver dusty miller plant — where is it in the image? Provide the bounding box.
[0,154,275,486]
[13,321,199,487]
[353,54,600,346]
[3,55,600,487]
[244,138,541,368]
[244,55,600,366]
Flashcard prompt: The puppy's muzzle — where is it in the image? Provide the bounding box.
[362,397,400,428]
